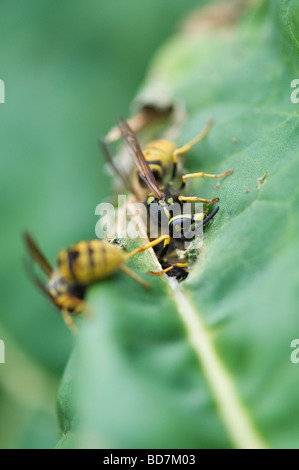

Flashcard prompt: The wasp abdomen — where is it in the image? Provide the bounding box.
[57,240,126,284]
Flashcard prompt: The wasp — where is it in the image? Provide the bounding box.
[132,118,216,188]
[115,117,231,196]
[102,118,231,203]
[101,119,233,279]
[24,232,170,331]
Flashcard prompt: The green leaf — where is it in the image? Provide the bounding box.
[0,0,206,449]
[57,0,299,448]
[0,0,200,376]
[0,328,59,449]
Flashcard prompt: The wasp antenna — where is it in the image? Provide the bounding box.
[184,206,220,240]
[203,206,220,225]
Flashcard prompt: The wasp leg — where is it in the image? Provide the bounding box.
[180,169,233,189]
[56,295,88,333]
[173,262,188,268]
[157,236,171,260]
[160,260,189,281]
[148,266,174,276]
[178,195,219,204]
[61,309,79,334]
[126,235,171,259]
[171,119,214,180]
[120,264,150,289]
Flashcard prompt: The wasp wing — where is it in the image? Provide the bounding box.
[24,258,55,302]
[23,232,53,278]
[100,138,140,200]
[118,117,165,200]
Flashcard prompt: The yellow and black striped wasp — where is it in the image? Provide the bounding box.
[101,118,233,279]
[105,114,217,189]
[24,232,170,331]
[132,118,215,189]
[113,117,231,196]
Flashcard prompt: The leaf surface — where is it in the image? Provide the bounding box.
[57,0,299,449]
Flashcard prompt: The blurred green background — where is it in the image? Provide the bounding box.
[0,0,201,448]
